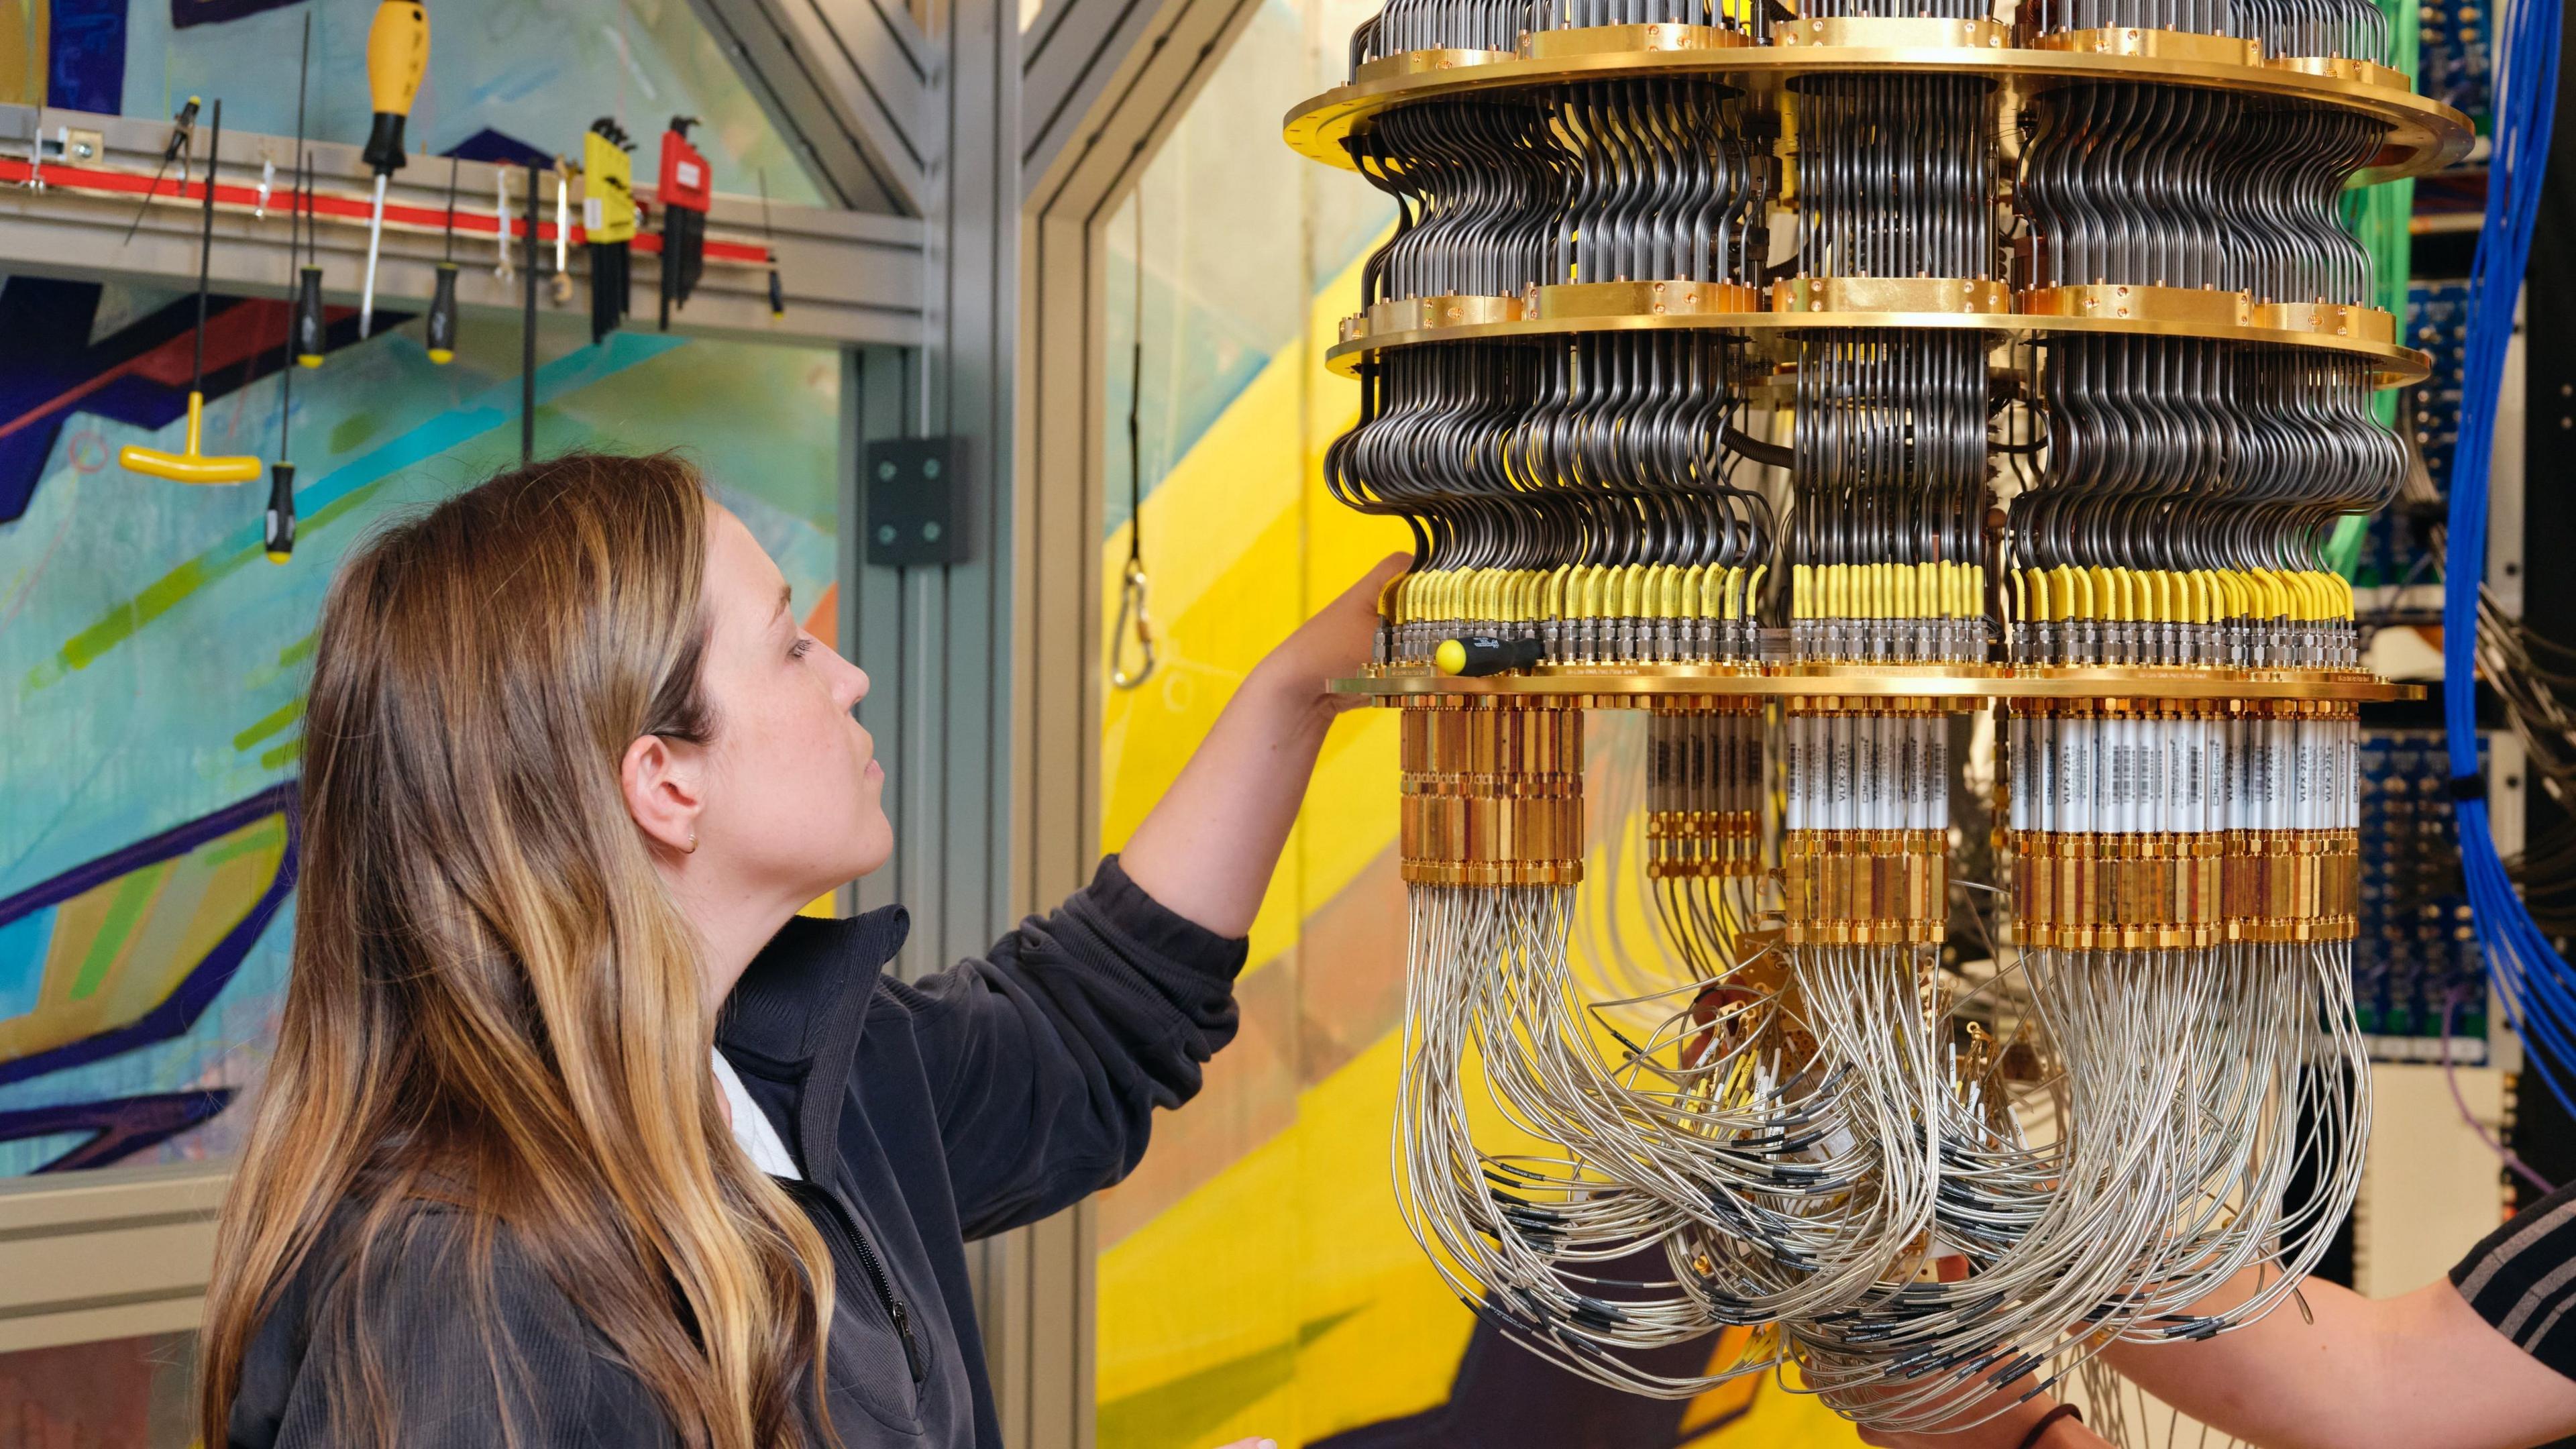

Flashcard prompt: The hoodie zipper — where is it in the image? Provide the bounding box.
[783,1177,926,1384]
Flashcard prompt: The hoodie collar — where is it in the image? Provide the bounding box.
[715,905,910,1175]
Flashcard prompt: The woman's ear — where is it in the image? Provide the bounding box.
[622,733,706,858]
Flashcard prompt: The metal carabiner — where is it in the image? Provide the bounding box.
[1110,555,1157,690]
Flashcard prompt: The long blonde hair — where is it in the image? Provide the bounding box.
[200,453,836,1446]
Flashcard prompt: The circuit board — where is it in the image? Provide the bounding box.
[2418,0,2493,133]
[2353,281,2467,606]
[2356,728,2489,1063]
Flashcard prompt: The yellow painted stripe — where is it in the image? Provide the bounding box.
[1098,1030,1477,1436]
[68,863,166,1002]
[1095,230,1390,647]
[1099,227,1405,971]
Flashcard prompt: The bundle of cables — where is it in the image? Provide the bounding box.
[2477,593,2576,940]
[2444,0,2575,1122]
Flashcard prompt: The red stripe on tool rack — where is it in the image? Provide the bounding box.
[0,158,771,264]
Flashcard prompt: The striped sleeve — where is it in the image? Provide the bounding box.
[2452,1182,2576,1380]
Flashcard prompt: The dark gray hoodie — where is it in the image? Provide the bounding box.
[225,855,1246,1446]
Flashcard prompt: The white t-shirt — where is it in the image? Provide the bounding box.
[712,1049,802,1179]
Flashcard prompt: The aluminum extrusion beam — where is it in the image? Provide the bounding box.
[0,105,926,350]
[1018,0,1262,203]
[683,0,934,215]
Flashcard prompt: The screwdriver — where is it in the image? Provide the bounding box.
[1434,634,1546,678]
[427,153,459,363]
[293,154,325,366]
[268,285,299,562]
[549,155,574,308]
[266,149,299,561]
[358,0,429,339]
[287,16,325,369]
[119,97,199,246]
[758,168,786,319]
[265,458,297,562]
[492,164,515,281]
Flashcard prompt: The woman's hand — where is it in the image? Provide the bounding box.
[1246,551,1407,717]
[1120,553,1409,937]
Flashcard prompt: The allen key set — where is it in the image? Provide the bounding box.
[1285,0,2459,1431]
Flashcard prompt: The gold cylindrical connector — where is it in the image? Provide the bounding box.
[1647,810,1763,878]
[1399,699,1586,885]
[2000,698,2361,945]
[1782,830,1949,945]
[2006,832,2223,949]
[2227,830,2361,941]
[1647,703,1763,879]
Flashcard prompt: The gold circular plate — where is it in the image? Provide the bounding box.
[1322,307,2432,387]
[1283,42,2472,186]
[1332,664,2424,702]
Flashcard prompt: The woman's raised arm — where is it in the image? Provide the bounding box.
[887,554,1409,1236]
[1118,553,1407,935]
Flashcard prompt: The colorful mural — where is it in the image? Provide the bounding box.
[1090,1,1866,1443]
[0,0,822,203]
[0,0,836,1432]
[0,279,841,1179]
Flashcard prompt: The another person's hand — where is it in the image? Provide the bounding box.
[1214,1440,1280,1449]
[1249,553,1407,716]
[1856,1387,2094,1449]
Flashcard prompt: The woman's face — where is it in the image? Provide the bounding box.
[692,502,892,896]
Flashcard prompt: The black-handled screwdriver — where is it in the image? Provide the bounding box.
[265,460,297,563]
[272,16,311,559]
[758,168,786,319]
[427,153,460,363]
[287,23,325,370]
[292,216,327,366]
[292,170,326,367]
[1434,635,1546,677]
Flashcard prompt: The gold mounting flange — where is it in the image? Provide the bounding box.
[1322,296,2429,386]
[1332,664,2426,704]
[1287,32,2472,185]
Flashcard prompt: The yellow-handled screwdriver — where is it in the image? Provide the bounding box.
[357,0,428,339]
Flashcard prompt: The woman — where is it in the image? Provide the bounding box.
[201,451,1399,1447]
